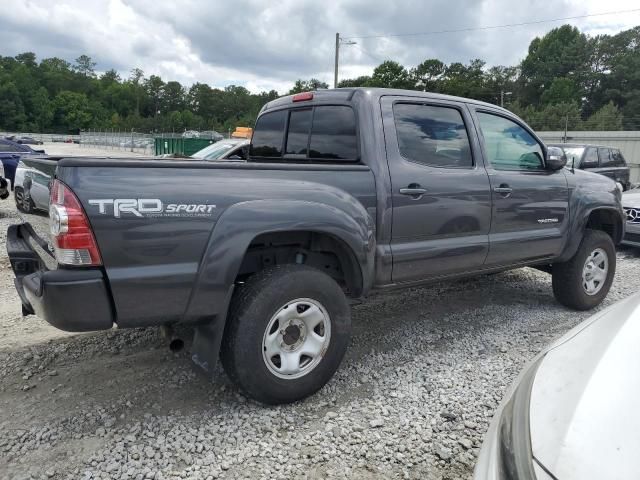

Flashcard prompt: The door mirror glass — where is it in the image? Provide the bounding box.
[545,146,567,170]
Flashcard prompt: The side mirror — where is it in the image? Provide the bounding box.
[545,146,567,171]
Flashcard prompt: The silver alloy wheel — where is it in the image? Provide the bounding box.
[262,298,331,379]
[582,248,609,296]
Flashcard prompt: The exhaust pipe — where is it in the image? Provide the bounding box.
[160,325,184,352]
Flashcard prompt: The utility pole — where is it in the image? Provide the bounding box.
[334,33,357,88]
[563,115,569,143]
[334,33,340,89]
[500,90,512,108]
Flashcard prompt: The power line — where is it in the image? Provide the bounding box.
[348,43,384,64]
[342,8,640,40]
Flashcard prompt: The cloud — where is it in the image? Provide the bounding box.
[0,0,639,93]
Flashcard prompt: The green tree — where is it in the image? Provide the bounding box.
[369,61,412,89]
[411,59,445,92]
[288,78,329,94]
[52,91,94,132]
[582,102,623,130]
[74,55,96,77]
[519,25,591,106]
[337,75,371,88]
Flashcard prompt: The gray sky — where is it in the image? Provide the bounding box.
[1,0,639,93]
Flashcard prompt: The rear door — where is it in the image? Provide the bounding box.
[381,96,492,283]
[471,108,569,265]
[597,148,617,183]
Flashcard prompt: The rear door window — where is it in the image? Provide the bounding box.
[250,110,286,158]
[598,148,613,167]
[611,149,627,167]
[308,106,358,160]
[393,103,473,168]
[582,148,599,168]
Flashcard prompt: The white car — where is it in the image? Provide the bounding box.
[14,161,51,212]
[474,293,640,480]
[622,187,640,248]
[191,139,249,161]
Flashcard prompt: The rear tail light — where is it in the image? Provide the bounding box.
[49,180,102,266]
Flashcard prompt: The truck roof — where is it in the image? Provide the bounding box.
[262,87,511,115]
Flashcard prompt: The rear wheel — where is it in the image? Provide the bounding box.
[14,187,24,211]
[21,193,35,213]
[220,265,351,404]
[552,229,615,310]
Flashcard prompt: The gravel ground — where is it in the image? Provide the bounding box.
[1,194,640,480]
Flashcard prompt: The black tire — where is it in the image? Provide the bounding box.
[220,264,351,404]
[552,229,616,310]
[22,194,35,213]
[14,187,24,211]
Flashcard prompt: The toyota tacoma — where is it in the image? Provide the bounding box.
[7,88,626,404]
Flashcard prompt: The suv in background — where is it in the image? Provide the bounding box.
[549,143,632,191]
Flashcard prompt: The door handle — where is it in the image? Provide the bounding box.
[493,184,512,196]
[400,184,427,198]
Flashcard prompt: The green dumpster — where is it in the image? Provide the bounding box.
[155,138,216,156]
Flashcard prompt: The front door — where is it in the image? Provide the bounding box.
[471,108,570,265]
[381,96,492,283]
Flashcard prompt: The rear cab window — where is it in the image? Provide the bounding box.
[250,105,358,163]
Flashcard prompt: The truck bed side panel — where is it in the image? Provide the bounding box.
[57,163,376,327]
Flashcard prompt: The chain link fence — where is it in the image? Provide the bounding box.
[79,130,155,154]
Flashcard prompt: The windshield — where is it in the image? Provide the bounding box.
[561,147,584,165]
[192,141,237,160]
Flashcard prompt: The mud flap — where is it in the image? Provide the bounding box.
[191,321,224,376]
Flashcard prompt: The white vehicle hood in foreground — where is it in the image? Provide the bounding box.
[530,294,640,480]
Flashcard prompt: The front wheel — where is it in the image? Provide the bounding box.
[552,229,616,310]
[220,265,351,404]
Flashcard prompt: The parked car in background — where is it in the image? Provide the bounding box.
[474,292,640,480]
[14,159,54,213]
[622,187,640,247]
[548,143,632,191]
[9,135,44,145]
[191,138,249,161]
[0,138,46,188]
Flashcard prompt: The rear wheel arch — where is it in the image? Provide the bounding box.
[236,230,365,297]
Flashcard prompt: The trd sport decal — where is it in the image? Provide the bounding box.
[88,199,216,218]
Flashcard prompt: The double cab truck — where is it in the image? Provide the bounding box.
[7,88,626,404]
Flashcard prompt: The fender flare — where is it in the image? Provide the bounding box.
[185,198,375,373]
[557,205,625,262]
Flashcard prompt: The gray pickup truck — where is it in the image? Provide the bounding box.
[7,88,626,404]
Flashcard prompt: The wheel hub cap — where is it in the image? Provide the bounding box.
[262,298,331,379]
[582,248,609,296]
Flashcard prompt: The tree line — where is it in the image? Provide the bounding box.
[0,24,639,134]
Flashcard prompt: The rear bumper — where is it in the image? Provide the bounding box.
[7,223,114,332]
[621,223,640,247]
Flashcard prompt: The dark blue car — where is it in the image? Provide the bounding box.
[0,139,45,188]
